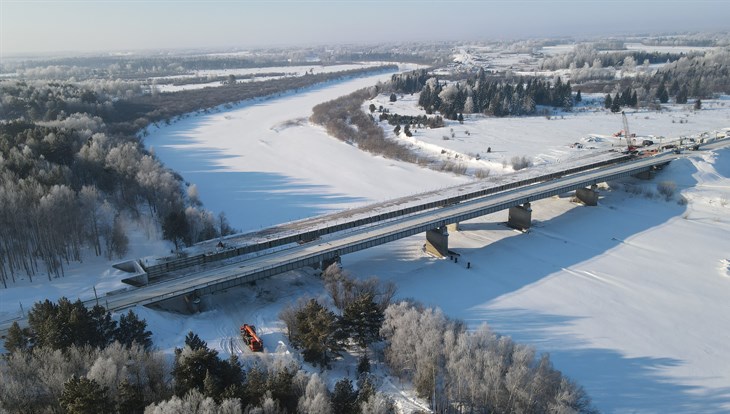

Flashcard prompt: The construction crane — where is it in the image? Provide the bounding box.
[240,324,263,352]
[621,111,638,152]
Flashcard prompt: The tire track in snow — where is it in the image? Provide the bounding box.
[561,267,626,290]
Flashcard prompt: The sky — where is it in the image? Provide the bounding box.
[1,0,729,57]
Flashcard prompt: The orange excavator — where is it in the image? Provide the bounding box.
[240,324,263,352]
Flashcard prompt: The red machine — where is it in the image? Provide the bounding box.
[240,324,263,352]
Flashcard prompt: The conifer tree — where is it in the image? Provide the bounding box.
[604,94,612,109]
[290,299,345,367]
[116,310,153,350]
[89,305,117,348]
[358,354,371,376]
[676,86,689,104]
[4,321,31,353]
[341,293,384,349]
[331,378,358,414]
[184,330,208,350]
[611,93,622,113]
[117,378,145,414]
[59,375,112,414]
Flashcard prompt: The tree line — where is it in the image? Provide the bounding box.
[380,301,597,413]
[310,86,425,164]
[412,68,575,119]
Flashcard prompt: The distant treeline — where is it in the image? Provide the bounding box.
[390,68,575,119]
[109,64,399,135]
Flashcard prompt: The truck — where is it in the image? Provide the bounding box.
[240,324,263,352]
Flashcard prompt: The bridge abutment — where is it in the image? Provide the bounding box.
[576,185,599,206]
[425,225,449,257]
[148,292,202,314]
[508,203,532,230]
[447,222,459,232]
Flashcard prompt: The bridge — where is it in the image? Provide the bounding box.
[0,150,678,331]
[104,151,675,313]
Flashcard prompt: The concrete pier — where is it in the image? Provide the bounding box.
[425,225,449,257]
[508,202,532,230]
[576,185,599,206]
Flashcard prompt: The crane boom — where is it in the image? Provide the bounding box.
[621,111,636,151]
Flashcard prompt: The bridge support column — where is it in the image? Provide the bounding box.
[508,203,532,230]
[148,292,201,314]
[446,222,459,232]
[425,226,449,257]
[576,185,599,206]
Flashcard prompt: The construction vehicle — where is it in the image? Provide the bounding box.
[240,324,263,352]
[620,111,638,153]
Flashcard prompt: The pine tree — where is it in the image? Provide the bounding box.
[341,293,384,349]
[604,94,612,109]
[267,366,298,413]
[403,124,412,137]
[117,378,145,414]
[203,369,221,400]
[358,354,371,376]
[185,330,208,350]
[389,93,397,102]
[242,366,267,406]
[694,99,702,110]
[4,321,31,353]
[162,210,190,250]
[610,93,622,113]
[290,299,345,367]
[116,310,153,349]
[89,305,117,348]
[59,375,112,414]
[676,86,689,104]
[173,345,221,396]
[355,377,376,408]
[575,90,582,103]
[331,378,358,414]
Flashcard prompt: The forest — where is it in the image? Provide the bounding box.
[0,265,597,413]
[0,63,399,287]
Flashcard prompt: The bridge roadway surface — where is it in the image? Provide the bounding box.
[143,151,633,279]
[95,151,679,312]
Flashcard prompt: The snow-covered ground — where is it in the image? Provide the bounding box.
[3,66,730,413]
[139,82,730,413]
[152,63,389,93]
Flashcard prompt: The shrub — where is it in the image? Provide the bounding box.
[657,181,677,200]
[511,155,533,171]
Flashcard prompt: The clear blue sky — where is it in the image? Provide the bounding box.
[1,0,727,56]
